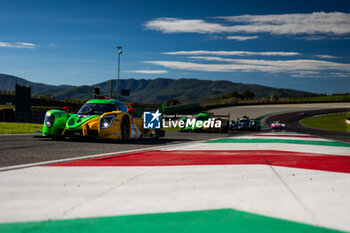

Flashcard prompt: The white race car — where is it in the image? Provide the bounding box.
[270,120,286,129]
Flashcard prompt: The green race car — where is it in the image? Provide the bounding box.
[43,98,164,141]
[178,112,229,133]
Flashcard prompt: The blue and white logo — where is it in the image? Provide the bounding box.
[143,110,162,129]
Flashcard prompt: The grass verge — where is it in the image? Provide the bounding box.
[0,122,42,134]
[300,112,350,132]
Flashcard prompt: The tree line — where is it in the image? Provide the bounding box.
[0,90,87,106]
[215,90,256,100]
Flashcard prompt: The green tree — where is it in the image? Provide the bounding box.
[270,93,280,102]
[74,98,81,105]
[39,94,46,100]
[242,90,255,99]
[165,99,181,106]
[232,91,243,99]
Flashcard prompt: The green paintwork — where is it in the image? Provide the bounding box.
[196,112,211,118]
[86,99,118,104]
[0,209,344,233]
[42,98,126,137]
[42,110,70,136]
[205,138,350,147]
[179,112,212,131]
[65,114,99,130]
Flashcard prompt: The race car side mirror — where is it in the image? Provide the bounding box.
[128,108,136,114]
[63,106,71,112]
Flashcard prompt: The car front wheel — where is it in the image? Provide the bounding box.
[120,116,130,141]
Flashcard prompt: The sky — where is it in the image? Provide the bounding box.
[0,0,350,94]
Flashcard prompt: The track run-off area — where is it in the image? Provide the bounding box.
[1,102,350,233]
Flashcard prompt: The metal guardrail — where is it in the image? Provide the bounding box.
[212,114,230,119]
[163,103,201,114]
[0,109,15,122]
[0,109,45,123]
[15,111,45,123]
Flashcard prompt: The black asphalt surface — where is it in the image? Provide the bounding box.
[0,131,241,168]
[1,107,349,168]
[265,107,350,143]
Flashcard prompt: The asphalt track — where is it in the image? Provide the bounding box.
[1,103,350,232]
[0,131,237,168]
[265,107,350,143]
[211,102,350,119]
[1,103,349,168]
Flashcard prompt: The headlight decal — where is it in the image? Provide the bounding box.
[44,113,55,128]
[100,115,115,129]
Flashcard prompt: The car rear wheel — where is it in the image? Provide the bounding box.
[120,116,130,141]
[220,122,229,133]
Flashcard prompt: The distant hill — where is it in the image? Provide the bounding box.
[0,74,312,103]
[0,74,74,96]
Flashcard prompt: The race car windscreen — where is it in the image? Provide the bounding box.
[196,116,210,121]
[196,114,212,121]
[239,120,249,123]
[77,103,117,115]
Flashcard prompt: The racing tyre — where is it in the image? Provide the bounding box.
[154,129,161,139]
[121,116,130,141]
[220,123,229,133]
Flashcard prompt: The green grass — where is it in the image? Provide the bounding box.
[0,105,63,111]
[301,112,350,132]
[0,105,14,109]
[0,122,42,134]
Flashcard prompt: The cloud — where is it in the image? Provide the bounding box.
[220,12,350,35]
[290,71,322,78]
[164,50,300,56]
[144,18,228,34]
[125,70,168,74]
[144,57,350,77]
[314,54,339,59]
[329,72,350,78]
[145,12,350,37]
[226,36,259,41]
[0,42,36,49]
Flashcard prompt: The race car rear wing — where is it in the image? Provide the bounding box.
[250,118,261,122]
[209,112,230,120]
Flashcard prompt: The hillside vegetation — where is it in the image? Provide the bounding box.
[0,74,312,104]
